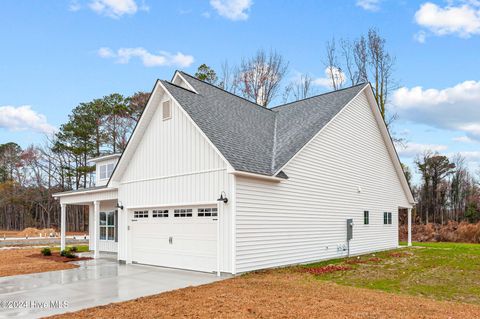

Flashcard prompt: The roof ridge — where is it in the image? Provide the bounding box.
[161,79,198,94]
[178,71,275,113]
[270,113,279,173]
[270,82,369,110]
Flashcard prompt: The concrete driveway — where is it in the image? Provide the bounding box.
[0,257,222,318]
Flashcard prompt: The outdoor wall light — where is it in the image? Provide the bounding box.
[217,191,228,204]
[116,201,124,210]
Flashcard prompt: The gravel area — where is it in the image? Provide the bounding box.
[49,270,480,319]
[0,248,78,277]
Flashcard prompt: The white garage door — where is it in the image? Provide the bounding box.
[131,206,217,273]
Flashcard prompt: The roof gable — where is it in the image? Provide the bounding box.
[175,72,366,176]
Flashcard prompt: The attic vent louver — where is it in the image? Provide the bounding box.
[162,100,171,120]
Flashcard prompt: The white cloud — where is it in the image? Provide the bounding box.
[98,47,194,67]
[356,0,381,12]
[392,80,480,140]
[210,0,252,21]
[88,0,148,18]
[414,2,480,38]
[397,142,448,157]
[0,105,56,134]
[414,30,427,43]
[69,1,81,12]
[313,67,346,89]
[452,135,476,143]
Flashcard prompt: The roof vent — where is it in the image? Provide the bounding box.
[162,100,171,120]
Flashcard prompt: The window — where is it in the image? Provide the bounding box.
[174,208,192,217]
[383,212,392,225]
[99,163,115,180]
[198,208,218,217]
[100,211,116,241]
[162,100,171,120]
[134,210,149,218]
[152,209,169,218]
[364,211,369,225]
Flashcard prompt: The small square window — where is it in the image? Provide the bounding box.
[364,211,369,225]
[162,100,171,120]
[153,210,169,218]
[174,208,193,217]
[134,210,149,218]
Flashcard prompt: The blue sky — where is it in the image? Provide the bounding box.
[1,0,479,180]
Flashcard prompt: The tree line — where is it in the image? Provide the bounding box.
[2,27,477,232]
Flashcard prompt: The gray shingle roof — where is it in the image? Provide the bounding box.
[163,72,367,177]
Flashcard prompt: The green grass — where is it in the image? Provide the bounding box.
[51,245,90,252]
[303,242,480,304]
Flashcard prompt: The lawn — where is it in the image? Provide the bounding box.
[303,242,480,304]
[49,242,480,319]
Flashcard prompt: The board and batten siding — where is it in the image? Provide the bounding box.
[117,93,233,273]
[235,90,411,273]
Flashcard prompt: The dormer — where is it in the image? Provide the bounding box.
[89,154,121,187]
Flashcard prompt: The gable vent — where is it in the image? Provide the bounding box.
[162,100,171,120]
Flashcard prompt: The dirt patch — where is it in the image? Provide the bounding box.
[28,252,92,263]
[0,249,78,277]
[18,227,57,237]
[49,271,480,319]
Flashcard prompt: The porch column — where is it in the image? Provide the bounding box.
[93,201,100,258]
[407,208,412,247]
[60,204,66,251]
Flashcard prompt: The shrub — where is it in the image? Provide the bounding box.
[60,250,76,258]
[69,246,78,252]
[41,247,52,256]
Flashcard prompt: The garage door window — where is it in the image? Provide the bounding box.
[198,208,218,217]
[153,209,169,218]
[174,209,192,217]
[100,211,115,241]
[134,210,149,218]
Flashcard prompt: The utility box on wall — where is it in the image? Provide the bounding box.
[347,218,354,241]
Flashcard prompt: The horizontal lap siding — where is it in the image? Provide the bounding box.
[235,91,410,273]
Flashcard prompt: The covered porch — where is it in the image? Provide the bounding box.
[53,187,119,258]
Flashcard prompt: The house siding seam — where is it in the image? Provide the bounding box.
[235,91,410,273]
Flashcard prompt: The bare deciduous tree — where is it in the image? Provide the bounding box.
[235,49,289,107]
[283,73,315,103]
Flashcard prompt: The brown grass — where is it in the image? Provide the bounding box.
[0,248,78,277]
[49,271,480,319]
[399,221,480,243]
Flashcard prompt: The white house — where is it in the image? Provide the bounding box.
[53,71,414,275]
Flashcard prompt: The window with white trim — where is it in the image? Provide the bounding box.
[162,100,171,120]
[364,211,369,225]
[198,208,218,217]
[174,209,192,217]
[383,212,392,225]
[99,163,115,180]
[152,209,169,218]
[100,211,115,241]
[134,210,149,218]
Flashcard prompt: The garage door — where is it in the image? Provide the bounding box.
[130,206,217,273]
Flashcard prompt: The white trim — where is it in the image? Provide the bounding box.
[88,154,121,163]
[53,187,118,198]
[231,174,237,275]
[121,168,227,185]
[216,202,221,277]
[231,170,284,182]
[126,201,219,211]
[172,71,198,94]
[273,85,368,176]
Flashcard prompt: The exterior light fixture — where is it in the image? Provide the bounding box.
[217,191,228,204]
[116,201,124,210]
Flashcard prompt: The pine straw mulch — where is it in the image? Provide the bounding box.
[49,270,480,319]
[0,248,78,277]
